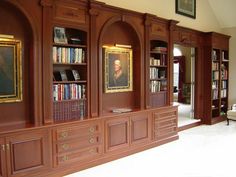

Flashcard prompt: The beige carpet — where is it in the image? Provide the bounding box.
[65,121,236,177]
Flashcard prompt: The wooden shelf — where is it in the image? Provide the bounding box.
[150,91,167,95]
[53,42,87,48]
[150,51,167,54]
[53,80,87,84]
[53,98,86,103]
[150,78,167,81]
[53,62,87,66]
[150,65,167,68]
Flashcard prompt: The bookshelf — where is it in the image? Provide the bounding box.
[204,32,230,124]
[149,40,168,107]
[52,27,88,122]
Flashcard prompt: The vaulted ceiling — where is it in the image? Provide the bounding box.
[208,0,236,28]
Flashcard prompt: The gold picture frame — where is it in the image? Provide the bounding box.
[0,37,22,103]
[104,46,133,93]
[176,0,196,19]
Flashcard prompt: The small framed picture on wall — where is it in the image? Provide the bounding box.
[54,27,68,44]
[175,0,196,19]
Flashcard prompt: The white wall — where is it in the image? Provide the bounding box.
[98,0,221,32]
[222,27,236,106]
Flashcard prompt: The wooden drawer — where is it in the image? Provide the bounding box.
[56,135,100,154]
[153,107,178,140]
[57,146,101,165]
[53,1,86,24]
[55,122,100,141]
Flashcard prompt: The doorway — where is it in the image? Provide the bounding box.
[173,44,200,127]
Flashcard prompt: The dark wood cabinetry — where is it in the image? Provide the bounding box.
[0,0,230,176]
[53,120,102,167]
[203,32,230,124]
[0,129,51,177]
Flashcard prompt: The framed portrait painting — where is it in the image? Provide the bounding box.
[103,46,133,93]
[175,0,196,19]
[0,37,22,103]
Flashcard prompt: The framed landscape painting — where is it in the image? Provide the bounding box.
[176,0,196,19]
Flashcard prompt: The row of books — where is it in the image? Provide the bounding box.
[150,80,167,93]
[212,62,219,71]
[221,89,227,98]
[150,68,166,80]
[150,57,161,66]
[54,70,80,81]
[53,84,86,101]
[212,81,218,89]
[221,68,228,80]
[222,51,228,60]
[152,46,167,53]
[53,100,86,122]
[52,46,85,64]
[212,71,219,80]
[212,89,219,100]
[221,80,227,89]
[212,50,218,60]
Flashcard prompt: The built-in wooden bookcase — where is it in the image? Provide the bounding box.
[52,27,88,122]
[149,40,168,107]
[204,32,230,124]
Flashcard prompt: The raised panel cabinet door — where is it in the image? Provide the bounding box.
[130,113,151,145]
[105,116,130,152]
[0,138,6,177]
[5,129,51,177]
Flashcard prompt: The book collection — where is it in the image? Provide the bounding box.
[53,46,85,64]
[53,99,86,121]
[53,84,86,101]
[54,70,80,81]
[150,67,166,80]
[152,46,167,53]
[150,80,167,93]
[212,62,219,71]
[212,50,218,60]
[212,81,218,89]
[221,64,228,80]
[221,89,227,98]
[212,70,219,80]
[212,89,218,100]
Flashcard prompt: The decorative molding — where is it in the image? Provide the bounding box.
[40,0,53,7]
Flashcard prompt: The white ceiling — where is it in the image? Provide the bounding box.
[207,0,236,28]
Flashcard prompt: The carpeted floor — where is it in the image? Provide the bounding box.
[65,121,236,177]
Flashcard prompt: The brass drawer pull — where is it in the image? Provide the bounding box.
[62,155,69,162]
[89,148,95,154]
[89,138,95,144]
[60,132,68,139]
[89,127,95,133]
[61,144,69,150]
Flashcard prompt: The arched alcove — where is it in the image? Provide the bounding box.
[99,18,142,114]
[0,1,35,127]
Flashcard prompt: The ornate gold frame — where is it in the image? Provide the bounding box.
[104,46,133,93]
[0,37,22,103]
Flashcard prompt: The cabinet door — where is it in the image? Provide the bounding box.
[105,116,130,152]
[130,113,151,145]
[5,129,51,177]
[0,138,6,177]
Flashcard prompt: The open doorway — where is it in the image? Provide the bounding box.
[173,44,200,127]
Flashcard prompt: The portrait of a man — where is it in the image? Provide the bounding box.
[104,46,133,93]
[0,46,14,95]
[0,38,22,103]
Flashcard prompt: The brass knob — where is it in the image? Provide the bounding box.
[62,155,69,162]
[89,138,95,144]
[89,148,95,154]
[89,127,95,133]
[60,132,68,139]
[62,144,69,150]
